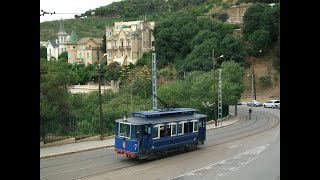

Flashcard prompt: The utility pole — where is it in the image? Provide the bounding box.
[218,68,222,124]
[97,54,103,140]
[252,67,256,100]
[97,52,107,140]
[212,49,217,127]
[152,53,157,110]
[212,49,224,127]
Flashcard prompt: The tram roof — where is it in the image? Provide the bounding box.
[115,108,207,125]
[132,108,198,117]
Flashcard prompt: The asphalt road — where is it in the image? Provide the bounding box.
[40,106,280,180]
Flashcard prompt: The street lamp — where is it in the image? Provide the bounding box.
[212,49,224,127]
[97,53,108,140]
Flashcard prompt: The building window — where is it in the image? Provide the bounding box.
[79,53,82,59]
[87,52,90,59]
[151,41,154,46]
[108,52,111,58]
[73,46,75,49]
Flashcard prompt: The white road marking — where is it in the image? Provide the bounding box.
[274,132,279,141]
[169,144,270,179]
[229,145,239,148]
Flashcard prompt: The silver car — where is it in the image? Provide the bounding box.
[247,100,263,107]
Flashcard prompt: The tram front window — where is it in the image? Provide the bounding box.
[131,125,140,138]
[119,123,130,138]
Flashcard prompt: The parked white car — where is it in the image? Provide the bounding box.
[247,100,263,107]
[263,100,280,108]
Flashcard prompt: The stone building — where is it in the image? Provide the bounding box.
[105,21,156,65]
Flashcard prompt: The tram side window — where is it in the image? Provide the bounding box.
[199,118,204,127]
[165,125,171,136]
[188,122,193,133]
[153,126,159,139]
[193,121,198,132]
[144,125,151,135]
[160,125,166,137]
[178,122,183,135]
[171,124,177,136]
[119,123,130,138]
[184,122,189,133]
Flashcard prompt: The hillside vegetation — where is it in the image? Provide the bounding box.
[40,0,280,139]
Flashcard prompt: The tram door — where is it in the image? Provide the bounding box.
[141,125,151,149]
[198,117,206,141]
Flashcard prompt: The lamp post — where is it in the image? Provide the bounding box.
[212,49,224,127]
[97,53,108,140]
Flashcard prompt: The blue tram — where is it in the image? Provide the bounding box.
[114,108,207,160]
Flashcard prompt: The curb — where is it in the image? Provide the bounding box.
[40,145,115,159]
[207,115,241,130]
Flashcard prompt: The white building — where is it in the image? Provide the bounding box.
[46,19,70,60]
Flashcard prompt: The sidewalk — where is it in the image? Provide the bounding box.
[40,115,240,159]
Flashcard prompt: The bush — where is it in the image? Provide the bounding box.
[272,57,280,72]
[258,76,271,87]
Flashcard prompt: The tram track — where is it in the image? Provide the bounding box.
[204,109,279,148]
[40,109,280,180]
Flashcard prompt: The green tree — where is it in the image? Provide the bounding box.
[190,30,221,49]
[219,34,247,65]
[105,62,121,81]
[58,51,68,60]
[214,12,229,22]
[242,3,269,39]
[181,39,220,72]
[101,33,106,53]
[40,47,47,59]
[221,61,244,116]
[272,57,280,73]
[243,3,279,42]
[248,29,271,56]
[40,60,77,140]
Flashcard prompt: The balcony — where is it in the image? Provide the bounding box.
[85,47,100,50]
[113,46,118,49]
[76,58,83,62]
[126,46,131,49]
[119,46,125,50]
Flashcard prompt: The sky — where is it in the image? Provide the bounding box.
[40,0,121,23]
